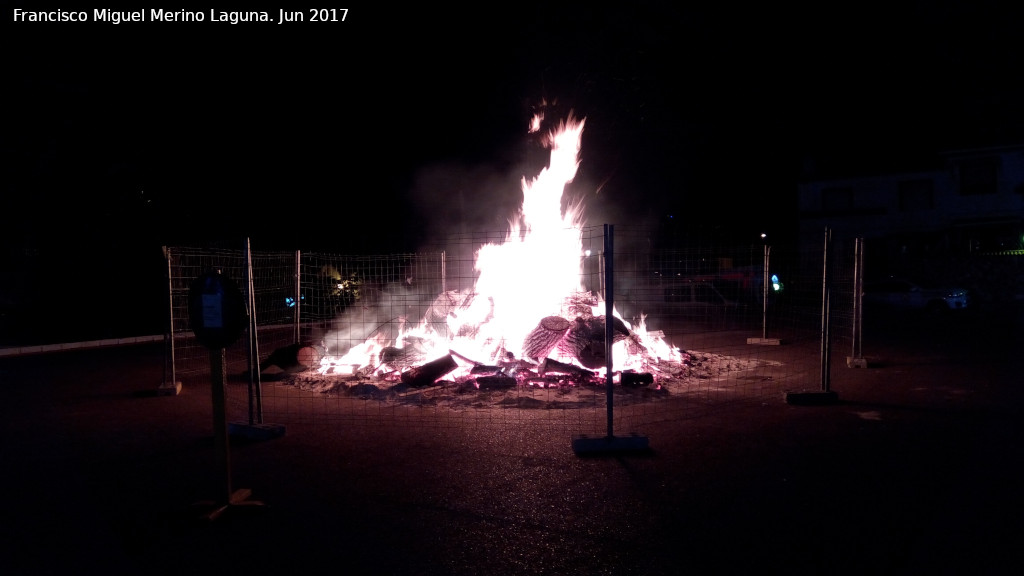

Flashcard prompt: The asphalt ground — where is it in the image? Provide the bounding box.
[1,307,1022,575]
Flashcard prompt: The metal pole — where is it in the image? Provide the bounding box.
[762,244,770,339]
[852,237,864,361]
[165,249,176,386]
[253,252,264,423]
[158,247,181,395]
[820,228,832,392]
[782,229,839,406]
[211,347,233,506]
[244,240,254,425]
[293,250,301,343]
[571,224,648,454]
[244,238,264,424]
[604,224,615,439]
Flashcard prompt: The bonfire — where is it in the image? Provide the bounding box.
[273,112,701,394]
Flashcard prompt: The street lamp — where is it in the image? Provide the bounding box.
[760,235,769,339]
[747,232,780,345]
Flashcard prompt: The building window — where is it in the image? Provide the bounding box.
[958,156,998,196]
[898,178,934,211]
[821,186,853,212]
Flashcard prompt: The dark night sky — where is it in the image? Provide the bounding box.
[7,3,1024,246]
[3,2,1023,340]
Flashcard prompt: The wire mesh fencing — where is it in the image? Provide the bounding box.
[165,227,858,445]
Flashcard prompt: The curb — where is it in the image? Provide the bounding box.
[0,335,164,357]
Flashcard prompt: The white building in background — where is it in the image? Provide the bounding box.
[798,144,1024,260]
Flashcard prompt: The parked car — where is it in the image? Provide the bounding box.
[862,278,970,312]
[661,279,750,328]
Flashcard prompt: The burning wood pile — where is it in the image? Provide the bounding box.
[264,330,765,410]
[263,289,691,400]
[383,307,655,390]
[258,111,750,404]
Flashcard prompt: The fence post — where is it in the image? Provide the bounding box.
[820,227,832,392]
[747,242,782,345]
[847,237,868,368]
[785,227,840,405]
[158,246,181,396]
[230,242,286,442]
[293,250,302,343]
[762,244,769,339]
[572,224,650,455]
[243,238,263,424]
[604,224,615,439]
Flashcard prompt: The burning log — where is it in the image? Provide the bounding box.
[557,316,632,369]
[449,349,486,366]
[522,316,572,361]
[538,358,594,380]
[425,291,492,339]
[494,359,537,379]
[424,290,472,338]
[425,290,468,321]
[620,371,654,387]
[380,346,424,370]
[400,354,459,387]
[381,336,438,369]
[475,375,517,390]
[470,365,504,375]
[525,376,565,388]
[260,342,323,373]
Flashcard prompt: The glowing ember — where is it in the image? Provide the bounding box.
[317,113,682,385]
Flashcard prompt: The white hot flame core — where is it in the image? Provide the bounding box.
[472,116,586,359]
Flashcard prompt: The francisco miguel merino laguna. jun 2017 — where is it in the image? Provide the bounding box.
[11,9,348,25]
